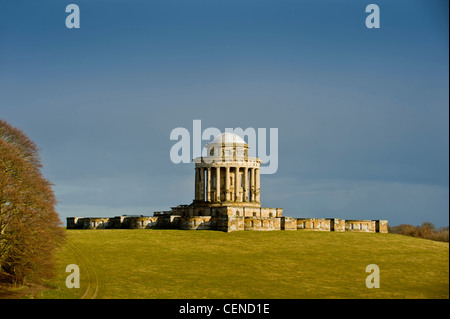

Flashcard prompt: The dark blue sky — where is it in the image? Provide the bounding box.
[1,0,448,226]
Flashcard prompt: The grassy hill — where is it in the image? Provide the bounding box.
[36,229,449,299]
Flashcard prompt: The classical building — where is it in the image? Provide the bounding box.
[67,132,388,233]
[168,132,284,231]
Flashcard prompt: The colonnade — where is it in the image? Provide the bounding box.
[195,166,260,203]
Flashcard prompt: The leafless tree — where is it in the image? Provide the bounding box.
[0,119,65,285]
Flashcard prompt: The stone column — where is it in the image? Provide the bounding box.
[225,166,230,201]
[235,166,240,202]
[194,167,199,200]
[200,167,205,201]
[243,167,248,202]
[206,167,211,202]
[216,166,221,201]
[250,168,255,202]
[255,168,260,202]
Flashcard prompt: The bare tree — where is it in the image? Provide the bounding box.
[0,119,65,285]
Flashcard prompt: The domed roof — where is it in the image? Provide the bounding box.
[208,132,247,146]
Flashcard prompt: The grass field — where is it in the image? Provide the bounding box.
[36,229,449,299]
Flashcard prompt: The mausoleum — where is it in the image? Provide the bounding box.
[67,132,388,233]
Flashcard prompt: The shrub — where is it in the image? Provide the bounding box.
[390,222,449,243]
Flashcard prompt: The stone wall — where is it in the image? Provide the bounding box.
[66,215,180,230]
[67,215,387,233]
[244,217,281,231]
[295,218,386,233]
[67,217,112,229]
[226,216,244,232]
[375,220,388,233]
[345,220,376,232]
[281,217,297,230]
[332,218,346,232]
[181,216,215,230]
[297,218,331,231]
[216,206,282,218]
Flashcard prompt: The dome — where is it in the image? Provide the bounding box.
[208,132,247,146]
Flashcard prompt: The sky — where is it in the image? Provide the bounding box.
[0,0,448,227]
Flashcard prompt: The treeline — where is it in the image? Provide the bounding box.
[1,119,65,285]
[389,222,449,243]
